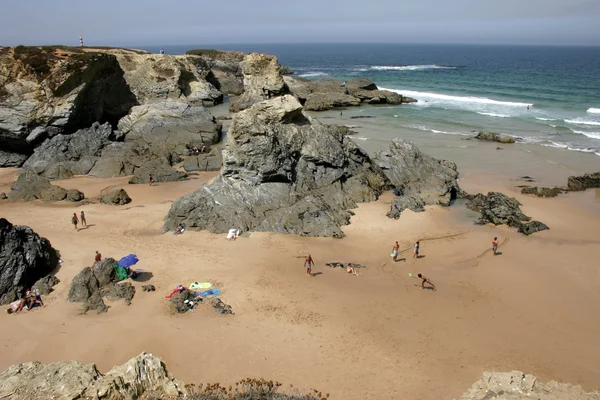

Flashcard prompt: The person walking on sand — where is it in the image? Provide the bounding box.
[413,241,420,258]
[391,241,400,262]
[492,237,499,255]
[148,174,154,186]
[305,254,314,277]
[80,211,87,228]
[417,273,436,291]
[71,213,79,231]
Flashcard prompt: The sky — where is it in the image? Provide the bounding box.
[1,0,599,47]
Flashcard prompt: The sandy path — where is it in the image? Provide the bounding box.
[1,172,599,399]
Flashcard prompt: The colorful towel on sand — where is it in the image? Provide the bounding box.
[190,282,211,290]
[113,264,129,281]
[195,288,221,298]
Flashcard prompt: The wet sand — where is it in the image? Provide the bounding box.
[1,164,599,399]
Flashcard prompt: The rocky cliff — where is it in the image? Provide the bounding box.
[164,95,389,237]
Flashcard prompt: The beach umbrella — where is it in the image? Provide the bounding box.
[117,254,139,268]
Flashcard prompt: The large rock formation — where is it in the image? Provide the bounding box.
[7,169,83,202]
[0,352,188,400]
[459,371,600,400]
[0,46,137,159]
[377,138,460,218]
[0,218,59,304]
[229,53,289,112]
[186,49,246,95]
[164,95,390,237]
[465,192,549,235]
[284,76,416,111]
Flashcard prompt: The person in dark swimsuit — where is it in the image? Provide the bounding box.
[72,213,79,231]
[80,211,87,228]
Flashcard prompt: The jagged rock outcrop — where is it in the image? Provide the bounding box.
[165,95,389,237]
[186,49,246,95]
[284,76,416,110]
[377,138,460,218]
[0,352,188,400]
[520,186,564,197]
[567,171,600,191]
[465,192,549,235]
[0,46,137,155]
[459,371,600,400]
[31,275,60,296]
[67,258,136,313]
[475,131,516,144]
[229,53,288,112]
[23,122,114,179]
[7,169,83,202]
[0,218,59,304]
[100,188,132,205]
[182,147,223,172]
[0,150,28,167]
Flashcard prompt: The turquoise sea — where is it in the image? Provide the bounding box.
[145,43,600,157]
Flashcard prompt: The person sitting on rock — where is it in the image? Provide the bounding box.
[191,145,199,154]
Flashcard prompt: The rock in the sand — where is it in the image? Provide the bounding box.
[475,131,516,144]
[567,172,600,191]
[0,218,60,305]
[169,290,195,313]
[66,188,85,202]
[102,282,136,305]
[375,138,460,218]
[459,370,600,400]
[0,352,188,399]
[465,192,549,235]
[212,298,234,315]
[7,169,82,202]
[128,160,188,184]
[92,258,119,286]
[67,267,108,314]
[31,275,60,296]
[100,188,132,205]
[142,284,156,292]
[520,186,564,197]
[229,53,288,112]
[182,148,223,172]
[164,95,389,238]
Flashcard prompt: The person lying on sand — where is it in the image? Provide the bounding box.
[347,266,359,276]
[417,273,436,291]
[305,254,314,277]
[5,298,27,314]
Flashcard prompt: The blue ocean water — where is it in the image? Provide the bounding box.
[144,44,600,156]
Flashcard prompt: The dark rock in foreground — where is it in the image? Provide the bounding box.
[520,186,564,197]
[567,172,600,191]
[0,352,187,399]
[465,192,549,235]
[475,131,516,144]
[378,138,460,218]
[164,95,390,238]
[100,188,131,205]
[0,218,59,305]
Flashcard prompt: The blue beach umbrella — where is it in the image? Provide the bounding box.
[117,254,139,269]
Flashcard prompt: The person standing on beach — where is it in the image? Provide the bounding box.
[413,241,420,258]
[71,213,79,231]
[391,241,399,262]
[305,254,314,277]
[492,237,499,255]
[148,174,154,186]
[80,211,87,228]
[417,273,436,291]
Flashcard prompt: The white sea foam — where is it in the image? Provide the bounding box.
[587,108,600,114]
[565,119,600,127]
[542,141,598,154]
[573,130,600,140]
[408,125,469,136]
[352,137,369,141]
[371,65,456,71]
[298,72,328,78]
[477,112,511,118]
[536,117,559,121]
[380,87,533,108]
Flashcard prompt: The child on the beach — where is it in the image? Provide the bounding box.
[492,237,498,255]
[391,241,399,262]
[305,254,314,277]
[417,273,436,291]
[413,241,420,258]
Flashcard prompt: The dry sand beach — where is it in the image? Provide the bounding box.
[1,161,600,399]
